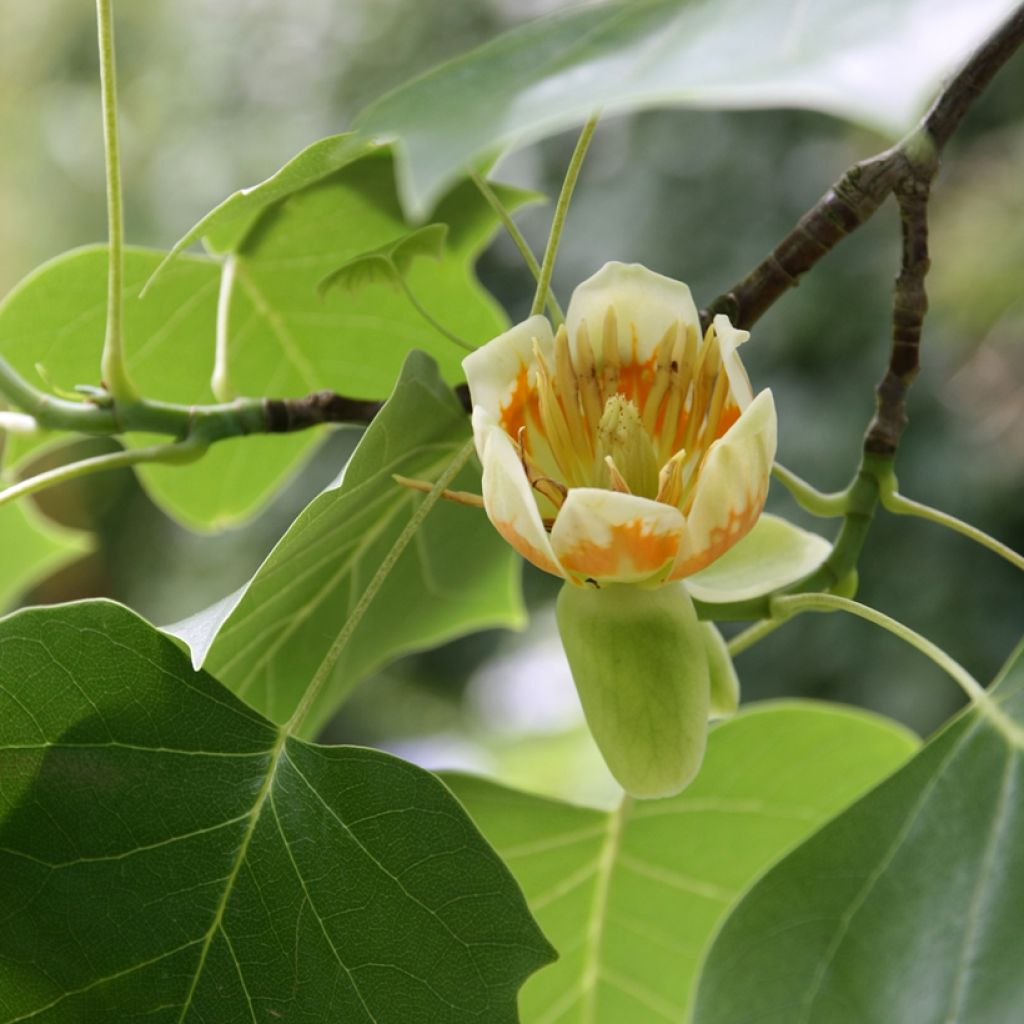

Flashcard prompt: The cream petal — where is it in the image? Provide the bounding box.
[550,487,686,585]
[566,262,700,366]
[462,314,555,423]
[712,313,753,411]
[478,421,565,579]
[671,388,777,579]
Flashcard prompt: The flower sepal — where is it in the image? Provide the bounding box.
[556,579,710,799]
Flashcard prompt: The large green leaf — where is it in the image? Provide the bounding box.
[0,500,92,612]
[447,702,918,1022]
[357,0,1020,217]
[169,351,524,737]
[693,641,1024,1024]
[0,148,528,528]
[0,600,554,1021]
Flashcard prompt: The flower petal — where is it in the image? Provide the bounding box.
[713,313,753,412]
[462,315,554,447]
[551,488,685,584]
[685,513,831,604]
[566,262,700,367]
[671,388,777,579]
[477,419,565,578]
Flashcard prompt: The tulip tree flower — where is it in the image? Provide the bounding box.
[463,263,824,798]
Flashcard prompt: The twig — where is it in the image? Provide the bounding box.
[700,4,1024,332]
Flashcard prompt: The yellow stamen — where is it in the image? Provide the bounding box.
[554,323,590,458]
[604,455,632,494]
[682,324,719,456]
[655,449,687,508]
[516,426,567,509]
[394,475,485,509]
[574,321,604,443]
[641,321,678,435]
[533,338,582,485]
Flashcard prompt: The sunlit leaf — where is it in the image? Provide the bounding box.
[357,0,1020,217]
[0,600,554,1021]
[447,702,918,1022]
[0,149,533,528]
[693,641,1024,1024]
[169,351,524,738]
[320,223,449,295]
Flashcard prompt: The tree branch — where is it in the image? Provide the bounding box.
[700,3,1024,332]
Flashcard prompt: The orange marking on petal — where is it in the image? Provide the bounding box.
[670,490,766,579]
[499,363,543,453]
[559,518,681,580]
[616,328,659,411]
[493,518,563,577]
[715,402,741,439]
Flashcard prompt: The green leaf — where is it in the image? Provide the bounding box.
[0,600,554,1020]
[0,500,92,612]
[357,0,1020,217]
[320,224,449,295]
[693,641,1024,1024]
[556,580,710,798]
[0,150,531,528]
[169,351,524,737]
[168,133,381,258]
[446,702,918,1023]
[685,513,831,605]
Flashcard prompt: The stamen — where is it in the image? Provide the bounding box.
[574,321,604,442]
[601,306,620,401]
[393,475,485,509]
[604,455,632,494]
[660,323,698,464]
[554,323,590,458]
[533,338,582,485]
[641,322,678,435]
[655,449,687,508]
[695,366,730,455]
[516,426,568,509]
[682,324,720,456]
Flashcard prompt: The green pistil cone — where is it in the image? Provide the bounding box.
[556,580,710,798]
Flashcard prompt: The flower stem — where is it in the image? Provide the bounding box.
[530,113,599,319]
[95,0,137,403]
[726,617,787,657]
[770,592,1023,745]
[877,472,1024,572]
[0,439,206,509]
[772,462,849,517]
[471,172,565,325]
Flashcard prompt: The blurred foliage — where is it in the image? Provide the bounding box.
[2,0,1022,798]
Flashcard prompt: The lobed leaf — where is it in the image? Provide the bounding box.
[447,702,918,1022]
[0,149,532,528]
[356,0,1021,217]
[0,600,554,1021]
[693,641,1024,1024]
[168,351,524,737]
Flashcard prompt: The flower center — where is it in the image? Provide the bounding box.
[506,305,742,514]
[595,395,659,498]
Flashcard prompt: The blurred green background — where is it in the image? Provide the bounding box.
[2,0,1021,805]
